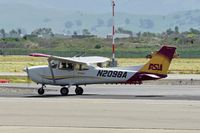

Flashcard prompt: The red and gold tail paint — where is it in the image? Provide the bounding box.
[139,46,176,75]
[126,46,176,84]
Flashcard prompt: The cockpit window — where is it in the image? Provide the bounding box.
[59,62,74,70]
[59,62,66,69]
[51,63,57,68]
[67,63,74,70]
[58,62,89,71]
[50,60,58,69]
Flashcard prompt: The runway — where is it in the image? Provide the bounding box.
[0,84,200,100]
[0,84,200,133]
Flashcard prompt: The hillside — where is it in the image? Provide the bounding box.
[0,34,200,58]
[1,2,200,36]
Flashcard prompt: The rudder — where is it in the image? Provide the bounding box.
[139,46,176,75]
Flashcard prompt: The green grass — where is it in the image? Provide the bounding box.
[2,36,200,58]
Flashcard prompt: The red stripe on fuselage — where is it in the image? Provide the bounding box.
[126,72,166,84]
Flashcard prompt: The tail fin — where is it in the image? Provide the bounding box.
[139,46,176,75]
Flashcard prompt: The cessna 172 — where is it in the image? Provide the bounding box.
[25,46,176,96]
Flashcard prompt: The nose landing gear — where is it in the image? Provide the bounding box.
[38,85,45,95]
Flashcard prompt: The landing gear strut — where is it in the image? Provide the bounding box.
[75,86,84,95]
[60,87,69,96]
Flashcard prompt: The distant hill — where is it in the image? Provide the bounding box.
[1,2,200,36]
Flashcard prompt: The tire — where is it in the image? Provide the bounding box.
[60,87,69,96]
[38,88,45,95]
[75,87,84,95]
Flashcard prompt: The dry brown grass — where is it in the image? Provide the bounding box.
[118,58,200,74]
[0,56,47,72]
[0,56,199,74]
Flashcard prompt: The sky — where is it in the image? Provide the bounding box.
[1,0,198,15]
[0,0,200,34]
[0,0,200,15]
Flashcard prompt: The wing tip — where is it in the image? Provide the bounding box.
[29,53,50,57]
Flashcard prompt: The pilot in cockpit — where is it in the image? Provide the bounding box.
[67,63,74,70]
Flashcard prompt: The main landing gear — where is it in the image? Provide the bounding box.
[75,86,84,95]
[37,85,84,96]
[60,87,69,96]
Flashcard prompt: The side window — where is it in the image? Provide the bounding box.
[59,62,67,69]
[74,64,80,70]
[79,64,89,71]
[97,62,109,68]
[59,62,74,70]
[66,63,74,70]
[97,63,102,68]
[74,64,89,71]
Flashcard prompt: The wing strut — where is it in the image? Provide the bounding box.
[48,59,56,84]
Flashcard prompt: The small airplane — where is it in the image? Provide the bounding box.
[25,46,176,96]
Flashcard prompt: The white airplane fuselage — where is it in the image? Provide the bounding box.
[28,65,139,86]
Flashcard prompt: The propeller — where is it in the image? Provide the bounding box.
[23,66,31,85]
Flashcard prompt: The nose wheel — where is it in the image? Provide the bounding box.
[75,86,84,95]
[60,87,69,96]
[38,88,45,95]
[37,84,46,95]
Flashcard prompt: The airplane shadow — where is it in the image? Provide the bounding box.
[24,94,98,98]
[23,94,165,100]
[9,94,200,101]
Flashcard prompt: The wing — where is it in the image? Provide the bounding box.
[49,56,110,64]
[30,53,110,64]
[29,53,50,57]
[49,56,87,64]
